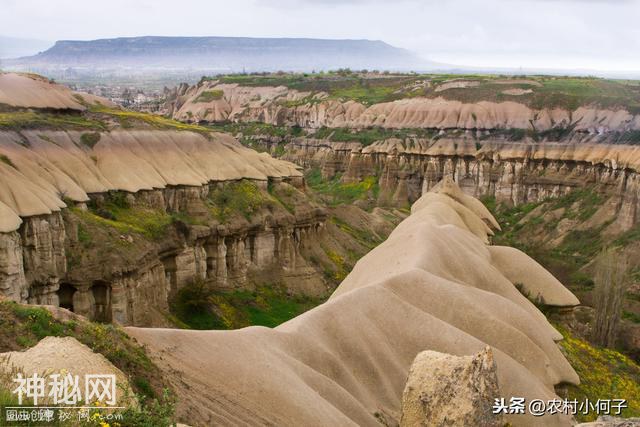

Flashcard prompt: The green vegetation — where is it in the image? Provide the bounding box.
[0,154,16,168]
[0,111,106,130]
[82,192,174,239]
[623,311,640,324]
[0,301,175,426]
[484,187,608,266]
[312,126,436,146]
[88,105,211,134]
[170,280,324,329]
[208,180,276,222]
[330,216,382,250]
[77,223,92,247]
[194,89,224,103]
[556,325,640,422]
[79,131,101,148]
[210,72,640,112]
[306,169,379,206]
[207,121,305,139]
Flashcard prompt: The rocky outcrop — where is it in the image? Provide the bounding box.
[126,180,579,427]
[0,336,134,406]
[400,347,502,427]
[167,81,640,133]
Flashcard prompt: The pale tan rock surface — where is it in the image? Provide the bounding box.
[126,180,578,427]
[0,129,302,232]
[0,336,134,406]
[400,347,502,427]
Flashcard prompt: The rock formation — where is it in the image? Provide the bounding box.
[0,74,327,326]
[0,336,134,406]
[400,347,501,427]
[126,179,580,426]
[167,81,640,132]
[277,136,640,232]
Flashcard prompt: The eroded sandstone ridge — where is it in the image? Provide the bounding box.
[127,179,580,427]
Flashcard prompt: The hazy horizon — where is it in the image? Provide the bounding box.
[1,0,640,74]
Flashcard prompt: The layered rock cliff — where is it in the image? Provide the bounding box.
[0,127,326,326]
[278,136,640,234]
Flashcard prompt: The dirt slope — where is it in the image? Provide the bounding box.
[0,72,115,110]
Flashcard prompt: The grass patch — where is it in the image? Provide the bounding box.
[212,72,640,112]
[312,126,436,146]
[330,216,382,249]
[194,89,224,103]
[170,281,324,330]
[208,180,276,222]
[82,192,174,239]
[207,122,305,140]
[306,169,379,206]
[0,111,106,130]
[0,301,170,402]
[556,325,640,422]
[89,105,211,134]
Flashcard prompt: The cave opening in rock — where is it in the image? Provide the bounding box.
[92,280,112,323]
[57,283,76,312]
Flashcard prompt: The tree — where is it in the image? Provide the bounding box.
[592,247,629,348]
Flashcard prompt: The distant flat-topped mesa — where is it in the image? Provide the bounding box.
[166,75,640,134]
[5,36,425,72]
[127,178,580,427]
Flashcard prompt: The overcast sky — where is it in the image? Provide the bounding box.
[2,0,640,72]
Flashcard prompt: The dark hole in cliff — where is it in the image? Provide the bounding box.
[92,280,112,323]
[58,283,76,312]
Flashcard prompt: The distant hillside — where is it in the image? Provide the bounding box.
[4,36,428,73]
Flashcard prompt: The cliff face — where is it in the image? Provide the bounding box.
[280,137,640,233]
[0,176,327,326]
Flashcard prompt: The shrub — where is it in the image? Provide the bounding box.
[194,90,224,103]
[80,132,101,148]
[0,154,16,168]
